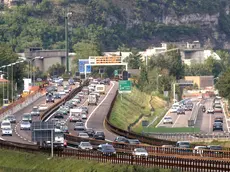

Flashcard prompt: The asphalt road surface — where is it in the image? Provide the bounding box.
[0,82,79,144]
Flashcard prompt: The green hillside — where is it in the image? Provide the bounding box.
[0,0,229,52]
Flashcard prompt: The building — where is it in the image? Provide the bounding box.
[184,76,214,89]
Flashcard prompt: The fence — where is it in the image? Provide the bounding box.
[0,89,43,121]
[55,149,230,172]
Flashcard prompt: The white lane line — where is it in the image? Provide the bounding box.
[156,109,170,127]
[222,102,230,132]
[85,82,115,129]
[172,115,180,128]
[0,137,5,140]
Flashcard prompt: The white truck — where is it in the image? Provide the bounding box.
[95,84,106,94]
[88,94,97,106]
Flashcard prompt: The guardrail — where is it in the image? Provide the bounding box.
[41,80,89,121]
[188,99,205,127]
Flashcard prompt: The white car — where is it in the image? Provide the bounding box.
[163,116,173,124]
[132,148,148,157]
[39,104,48,112]
[207,108,214,114]
[20,121,31,130]
[170,107,178,113]
[193,146,208,154]
[78,132,89,138]
[78,142,93,150]
[59,89,66,95]
[81,113,87,120]
[1,120,11,129]
[2,128,12,136]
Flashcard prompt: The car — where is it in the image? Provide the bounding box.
[163,116,173,124]
[214,107,223,113]
[207,145,222,152]
[4,115,16,123]
[176,141,190,148]
[193,146,208,154]
[177,108,185,115]
[59,89,66,95]
[78,132,89,138]
[68,78,75,85]
[51,85,58,92]
[65,102,74,109]
[97,143,116,156]
[57,81,63,86]
[2,127,12,136]
[69,115,82,122]
[53,93,61,99]
[81,113,87,120]
[54,111,64,119]
[39,104,48,112]
[56,125,69,134]
[64,86,71,93]
[1,120,11,129]
[207,108,214,114]
[78,142,93,150]
[74,122,85,131]
[22,113,32,123]
[31,106,40,116]
[213,122,223,131]
[170,107,178,113]
[77,91,84,99]
[58,77,64,82]
[20,121,31,130]
[114,136,129,143]
[85,128,95,137]
[93,131,105,140]
[127,139,140,145]
[81,106,88,114]
[214,117,223,123]
[132,148,148,157]
[184,105,193,111]
[72,98,81,104]
[46,94,55,103]
[58,108,68,115]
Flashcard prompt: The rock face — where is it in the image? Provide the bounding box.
[163,13,219,26]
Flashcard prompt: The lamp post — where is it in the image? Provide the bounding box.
[157,74,162,93]
[65,10,72,73]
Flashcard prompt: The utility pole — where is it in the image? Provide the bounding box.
[65,9,69,73]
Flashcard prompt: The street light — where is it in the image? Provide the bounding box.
[65,10,72,73]
[157,74,162,93]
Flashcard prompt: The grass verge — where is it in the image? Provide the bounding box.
[193,140,230,148]
[143,127,200,133]
[110,86,166,132]
[0,149,178,172]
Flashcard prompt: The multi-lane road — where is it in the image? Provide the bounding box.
[157,97,230,134]
[0,80,119,144]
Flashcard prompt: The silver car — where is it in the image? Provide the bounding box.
[74,122,85,131]
[20,121,31,130]
[78,142,93,150]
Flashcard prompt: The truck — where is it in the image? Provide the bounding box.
[95,84,106,94]
[88,94,97,106]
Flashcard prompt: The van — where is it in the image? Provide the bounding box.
[95,84,106,94]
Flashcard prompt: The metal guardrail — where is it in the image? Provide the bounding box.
[41,80,89,121]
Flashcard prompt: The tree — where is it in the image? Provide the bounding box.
[216,67,230,100]
[126,51,142,69]
[47,63,65,77]
[204,56,223,78]
[138,65,148,91]
[216,50,230,71]
[184,63,211,76]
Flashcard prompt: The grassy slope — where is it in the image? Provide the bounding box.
[110,87,166,131]
[0,149,175,172]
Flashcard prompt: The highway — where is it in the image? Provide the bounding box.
[0,82,79,144]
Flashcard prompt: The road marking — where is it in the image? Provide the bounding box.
[0,137,5,140]
[156,109,170,127]
[172,115,180,128]
[85,82,115,129]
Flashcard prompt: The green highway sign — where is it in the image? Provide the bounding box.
[119,80,131,93]
[114,70,118,76]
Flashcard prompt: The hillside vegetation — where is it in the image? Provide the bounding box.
[0,0,229,52]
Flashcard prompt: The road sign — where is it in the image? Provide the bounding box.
[31,121,55,142]
[114,70,118,76]
[119,80,131,93]
[79,59,91,73]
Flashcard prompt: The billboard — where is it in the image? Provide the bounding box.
[89,56,122,64]
[23,78,32,91]
[79,59,91,73]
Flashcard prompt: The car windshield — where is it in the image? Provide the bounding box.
[165,117,171,119]
[136,148,146,152]
[180,142,190,146]
[96,132,104,135]
[103,145,114,150]
[21,121,30,125]
[2,122,10,126]
[32,107,38,111]
[3,128,11,130]
[76,123,83,126]
[129,139,140,144]
[81,142,91,146]
[7,116,14,119]
[80,133,87,136]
